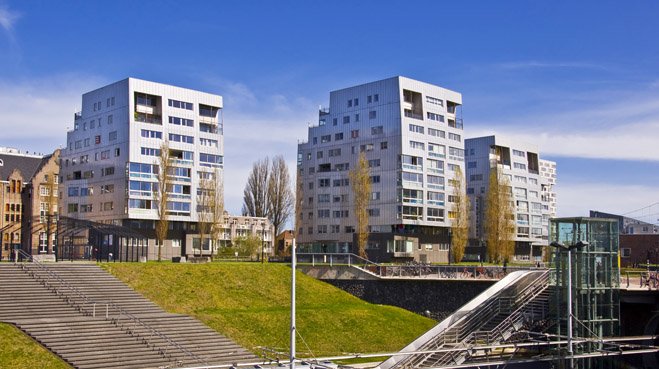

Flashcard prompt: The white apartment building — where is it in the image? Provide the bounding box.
[297,77,465,263]
[59,78,223,258]
[464,136,557,262]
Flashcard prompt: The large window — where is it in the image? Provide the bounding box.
[199,153,223,168]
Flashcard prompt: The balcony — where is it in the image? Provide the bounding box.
[319,107,330,116]
[402,163,422,172]
[135,104,156,115]
[134,112,162,124]
[404,110,423,120]
[448,118,463,129]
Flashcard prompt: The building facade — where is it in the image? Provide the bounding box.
[296,77,465,263]
[0,147,59,260]
[59,78,223,258]
[465,136,557,262]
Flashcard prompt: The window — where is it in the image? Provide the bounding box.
[368,208,380,217]
[334,163,349,171]
[354,98,359,106]
[200,153,223,167]
[100,150,110,160]
[319,178,330,187]
[427,191,444,206]
[169,116,194,127]
[141,147,161,156]
[427,207,444,222]
[427,159,443,173]
[351,130,359,138]
[169,133,194,144]
[409,124,424,134]
[426,96,444,106]
[380,141,388,150]
[513,149,525,157]
[168,99,193,110]
[409,141,425,150]
[401,172,423,186]
[514,175,527,183]
[109,131,117,141]
[514,162,527,170]
[332,118,337,125]
[333,178,349,187]
[371,192,380,200]
[318,209,330,218]
[428,143,445,157]
[467,161,477,169]
[370,175,381,183]
[108,115,113,125]
[371,126,384,135]
[428,128,445,138]
[141,129,162,139]
[200,138,219,147]
[374,94,379,102]
[347,100,352,108]
[335,132,344,141]
[369,110,377,119]
[367,95,372,103]
[427,175,445,189]
[360,143,374,152]
[355,113,360,122]
[449,147,464,160]
[318,194,330,203]
[368,159,380,168]
[343,116,350,124]
[448,132,461,142]
[101,167,115,176]
[100,184,115,194]
[317,225,327,234]
[329,148,341,157]
[90,120,96,129]
[333,210,349,218]
[331,225,340,234]
[317,151,323,159]
[427,112,444,122]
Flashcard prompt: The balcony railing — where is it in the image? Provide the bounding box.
[134,112,162,124]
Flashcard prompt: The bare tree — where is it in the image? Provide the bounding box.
[267,155,294,241]
[349,152,371,259]
[294,167,303,242]
[196,175,214,258]
[484,169,515,263]
[450,166,470,263]
[242,158,270,217]
[154,142,172,261]
[209,168,225,256]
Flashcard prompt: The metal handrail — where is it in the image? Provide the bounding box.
[397,271,549,368]
[13,250,207,366]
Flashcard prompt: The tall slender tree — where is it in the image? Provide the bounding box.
[349,152,371,259]
[267,155,294,241]
[196,175,214,258]
[484,169,515,263]
[209,168,225,255]
[154,142,172,261]
[242,158,270,217]
[450,166,470,263]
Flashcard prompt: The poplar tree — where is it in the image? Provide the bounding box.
[484,169,515,263]
[349,152,371,259]
[154,142,171,261]
[450,166,470,263]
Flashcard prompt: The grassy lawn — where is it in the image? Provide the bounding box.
[0,323,71,369]
[102,262,435,357]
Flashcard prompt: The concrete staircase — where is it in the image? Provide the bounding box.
[0,262,257,369]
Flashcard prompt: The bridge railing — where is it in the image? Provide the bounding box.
[296,252,541,279]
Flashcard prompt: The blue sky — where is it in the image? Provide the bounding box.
[0,1,658,223]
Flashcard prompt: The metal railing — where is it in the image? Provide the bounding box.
[13,250,207,366]
[394,270,550,368]
[296,253,540,280]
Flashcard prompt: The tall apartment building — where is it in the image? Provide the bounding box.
[59,78,224,258]
[464,136,557,262]
[0,147,59,260]
[297,77,465,263]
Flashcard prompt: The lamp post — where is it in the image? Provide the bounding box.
[549,240,589,368]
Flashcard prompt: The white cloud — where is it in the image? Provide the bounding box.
[0,74,107,151]
[0,6,19,32]
[556,182,659,220]
[467,90,659,161]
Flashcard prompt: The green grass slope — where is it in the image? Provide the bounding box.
[0,323,71,369]
[102,262,435,356]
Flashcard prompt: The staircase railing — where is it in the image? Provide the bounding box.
[393,270,550,369]
[13,250,207,366]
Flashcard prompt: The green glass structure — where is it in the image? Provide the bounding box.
[550,217,620,367]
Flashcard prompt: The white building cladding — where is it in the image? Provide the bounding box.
[464,135,557,262]
[296,76,465,263]
[60,78,223,257]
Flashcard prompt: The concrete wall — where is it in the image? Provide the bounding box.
[300,266,494,321]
